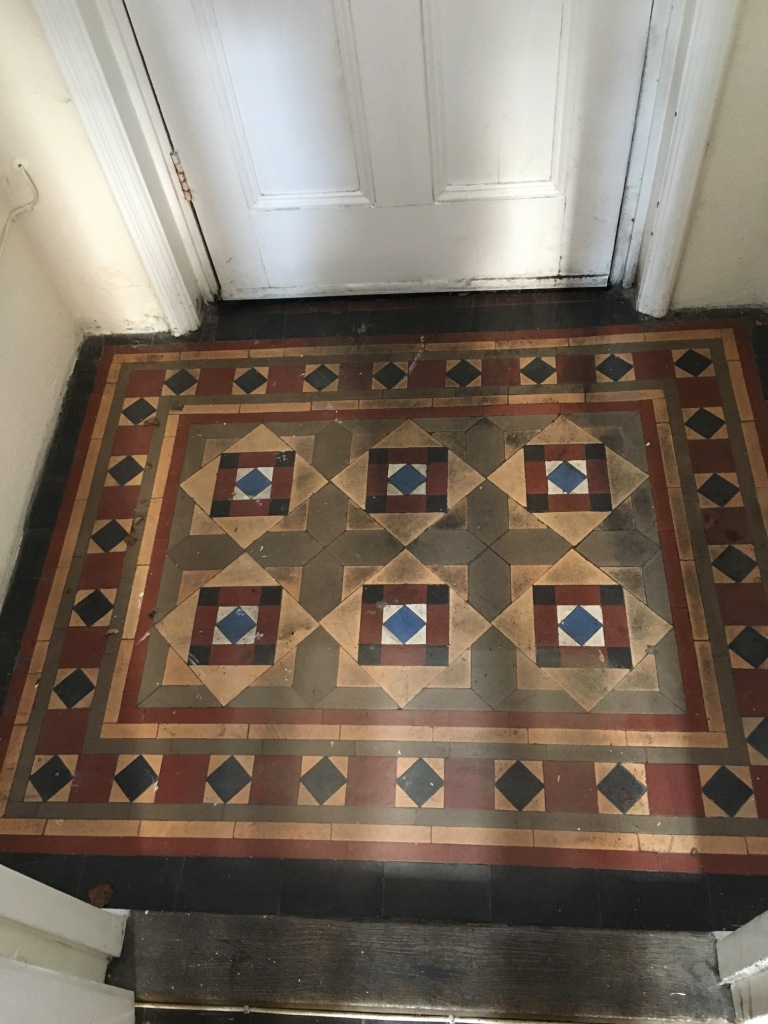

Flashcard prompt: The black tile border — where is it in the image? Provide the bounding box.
[2,852,768,930]
[1,291,768,931]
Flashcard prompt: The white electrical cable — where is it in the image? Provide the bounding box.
[0,161,39,259]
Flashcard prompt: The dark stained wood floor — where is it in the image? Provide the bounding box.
[113,913,733,1024]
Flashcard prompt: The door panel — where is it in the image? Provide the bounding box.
[126,0,653,298]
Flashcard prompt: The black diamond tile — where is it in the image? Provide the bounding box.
[301,756,346,805]
[30,756,73,801]
[304,365,338,391]
[72,589,113,626]
[712,546,757,583]
[397,758,444,807]
[702,766,753,817]
[686,408,725,438]
[114,755,158,802]
[447,359,481,387]
[122,397,156,424]
[165,368,197,394]
[234,368,267,393]
[698,473,739,507]
[521,357,556,384]
[207,756,251,803]
[53,669,95,708]
[730,626,768,668]
[108,456,143,486]
[91,520,129,552]
[747,719,768,760]
[373,362,407,389]
[495,761,544,810]
[597,764,647,813]
[596,354,632,381]
[675,349,713,377]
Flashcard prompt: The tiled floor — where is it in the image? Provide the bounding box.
[3,294,768,924]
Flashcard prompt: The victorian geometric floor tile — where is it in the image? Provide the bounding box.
[5,322,768,878]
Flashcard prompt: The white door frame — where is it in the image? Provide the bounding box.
[33,0,741,332]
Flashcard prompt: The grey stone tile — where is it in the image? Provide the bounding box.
[405,688,493,711]
[299,549,344,619]
[430,431,467,458]
[168,534,241,571]
[408,529,485,564]
[467,483,509,546]
[493,529,570,565]
[465,418,506,475]
[291,627,340,706]
[654,631,686,709]
[632,479,660,541]
[229,687,307,708]
[310,421,352,479]
[318,688,398,710]
[306,484,349,547]
[591,689,687,715]
[328,529,402,565]
[577,530,658,567]
[449,743,548,760]
[594,499,635,532]
[642,550,673,620]
[471,627,516,709]
[468,549,511,620]
[354,741,451,758]
[499,689,584,713]
[251,532,322,566]
[431,501,468,530]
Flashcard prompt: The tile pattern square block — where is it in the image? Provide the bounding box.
[3,325,768,871]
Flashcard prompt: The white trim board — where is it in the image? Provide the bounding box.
[32,0,216,336]
[32,0,741,323]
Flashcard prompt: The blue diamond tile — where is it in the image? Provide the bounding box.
[216,607,256,645]
[236,467,271,498]
[384,605,425,645]
[547,461,587,494]
[388,464,426,495]
[559,606,602,646]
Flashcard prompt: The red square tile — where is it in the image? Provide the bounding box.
[125,369,165,397]
[266,364,304,394]
[734,670,768,715]
[345,756,397,806]
[36,710,89,754]
[112,425,155,455]
[646,763,705,816]
[97,486,142,520]
[717,584,768,625]
[751,766,768,818]
[407,359,445,389]
[69,753,118,803]
[542,760,598,813]
[250,755,302,805]
[59,628,108,667]
[701,506,751,545]
[79,552,124,589]
[482,357,519,387]
[634,349,675,379]
[338,362,372,391]
[676,376,722,408]
[556,353,596,385]
[197,366,236,396]
[155,754,209,803]
[688,440,737,474]
[444,758,495,810]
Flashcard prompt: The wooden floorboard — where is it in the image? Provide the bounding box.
[112,913,734,1023]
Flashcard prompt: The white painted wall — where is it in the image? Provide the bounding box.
[0,0,172,604]
[0,0,166,335]
[672,0,768,310]
[0,214,79,603]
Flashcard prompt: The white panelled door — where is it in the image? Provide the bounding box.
[126,0,653,299]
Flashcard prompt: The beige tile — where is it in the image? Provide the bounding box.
[729,361,755,422]
[743,421,768,491]
[102,640,133,723]
[137,498,164,566]
[100,723,159,739]
[627,729,728,748]
[157,723,248,740]
[44,820,140,837]
[534,829,639,851]
[656,424,682,489]
[331,823,431,844]
[397,757,444,808]
[139,821,236,839]
[432,826,533,847]
[110,753,162,803]
[25,754,77,802]
[495,760,544,812]
[595,762,649,815]
[696,642,726,732]
[432,726,527,743]
[205,755,254,804]
[639,833,747,855]
[0,819,46,835]
[235,821,332,840]
[529,728,628,746]
[249,724,340,740]
[700,764,757,818]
